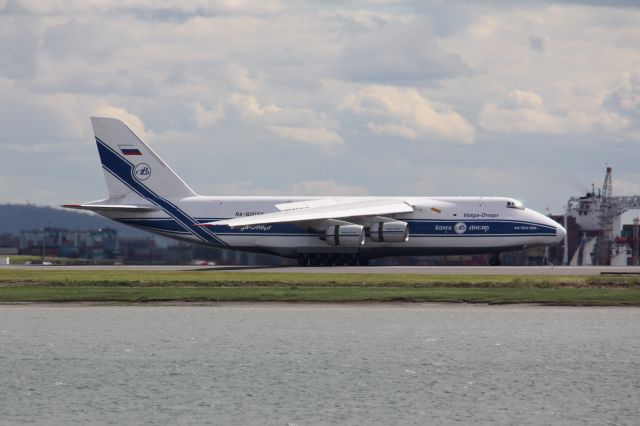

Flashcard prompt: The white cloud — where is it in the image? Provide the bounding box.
[192,94,279,128]
[224,63,264,92]
[227,94,280,118]
[0,74,149,149]
[321,8,412,31]
[501,89,543,109]
[606,68,640,115]
[478,89,630,135]
[269,126,344,147]
[1,1,640,214]
[193,101,224,128]
[0,18,40,80]
[15,0,284,15]
[340,85,475,144]
[367,123,417,140]
[439,4,640,116]
[338,20,469,84]
[192,93,343,147]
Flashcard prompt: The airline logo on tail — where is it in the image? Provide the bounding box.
[134,163,151,181]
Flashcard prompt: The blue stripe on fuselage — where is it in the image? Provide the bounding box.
[115,216,556,238]
[405,219,556,236]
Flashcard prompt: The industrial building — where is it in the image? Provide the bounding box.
[556,167,640,266]
[19,227,120,260]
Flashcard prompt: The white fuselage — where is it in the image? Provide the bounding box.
[100,195,565,259]
[75,117,566,263]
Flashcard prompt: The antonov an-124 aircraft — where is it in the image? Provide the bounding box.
[64,117,566,266]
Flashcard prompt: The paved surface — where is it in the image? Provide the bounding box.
[3,264,640,275]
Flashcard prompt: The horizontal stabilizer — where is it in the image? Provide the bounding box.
[196,199,414,228]
[62,203,159,212]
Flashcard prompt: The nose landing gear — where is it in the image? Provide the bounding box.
[488,254,502,266]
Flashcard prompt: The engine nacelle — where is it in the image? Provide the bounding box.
[370,221,409,243]
[325,225,365,246]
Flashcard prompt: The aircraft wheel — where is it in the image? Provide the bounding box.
[358,257,370,266]
[297,254,307,266]
[489,255,502,266]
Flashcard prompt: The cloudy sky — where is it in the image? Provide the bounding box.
[1,0,639,214]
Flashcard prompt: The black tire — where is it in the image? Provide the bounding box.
[358,257,370,266]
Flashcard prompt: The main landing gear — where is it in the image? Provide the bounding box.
[488,254,502,266]
[297,253,369,266]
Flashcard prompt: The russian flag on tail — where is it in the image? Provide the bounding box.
[119,145,142,155]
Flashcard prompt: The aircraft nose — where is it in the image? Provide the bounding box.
[555,222,567,243]
[534,210,566,244]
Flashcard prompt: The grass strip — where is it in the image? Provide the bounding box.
[2,270,640,305]
[0,286,639,305]
[2,270,640,288]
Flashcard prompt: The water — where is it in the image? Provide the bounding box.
[0,304,638,425]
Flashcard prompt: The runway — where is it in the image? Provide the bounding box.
[3,264,640,275]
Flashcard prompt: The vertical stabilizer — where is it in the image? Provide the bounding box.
[91,117,197,199]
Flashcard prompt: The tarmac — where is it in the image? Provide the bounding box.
[3,264,640,276]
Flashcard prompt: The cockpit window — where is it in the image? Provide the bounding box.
[506,200,525,210]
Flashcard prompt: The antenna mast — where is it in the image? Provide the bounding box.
[597,167,613,265]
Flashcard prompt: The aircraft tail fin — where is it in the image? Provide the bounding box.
[91,117,197,200]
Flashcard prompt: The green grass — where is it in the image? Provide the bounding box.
[0,286,638,306]
[1,269,640,305]
[2,269,640,287]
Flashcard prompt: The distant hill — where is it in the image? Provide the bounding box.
[0,204,150,237]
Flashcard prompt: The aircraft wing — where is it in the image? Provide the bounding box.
[197,199,414,228]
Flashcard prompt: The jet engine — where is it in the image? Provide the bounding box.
[325,224,365,246]
[369,221,409,243]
